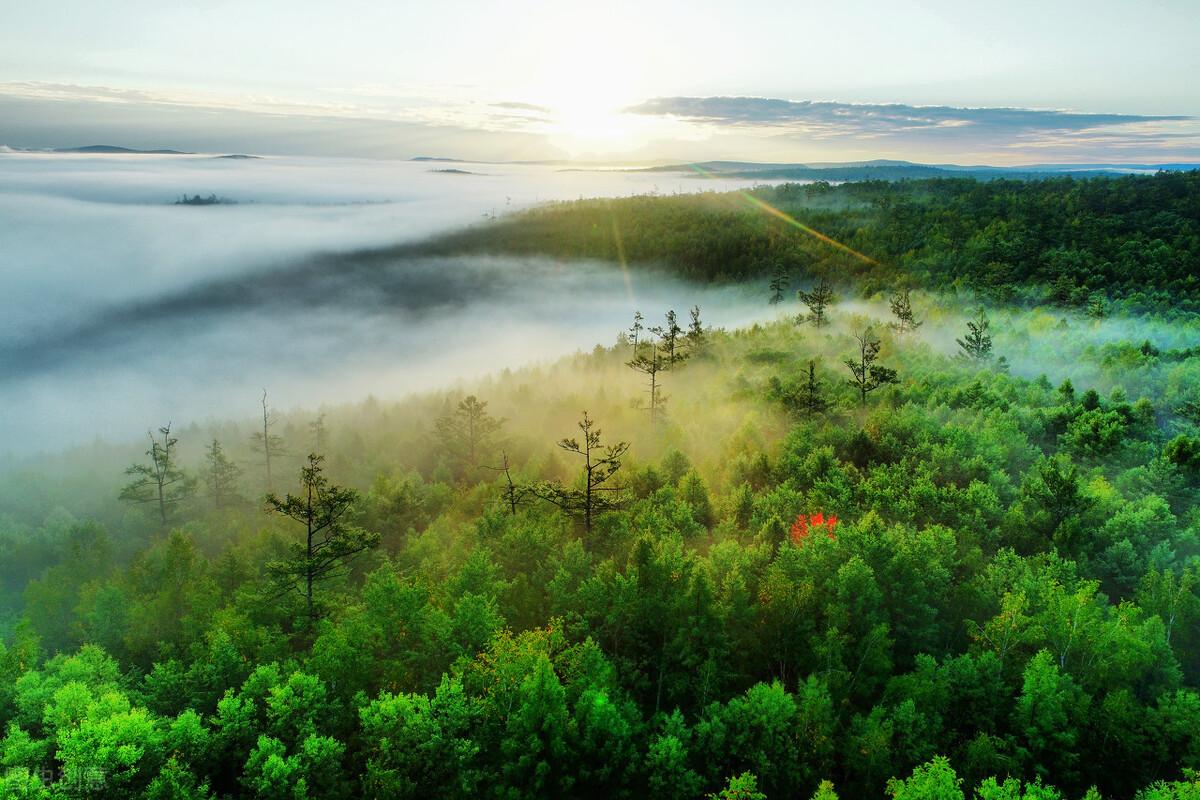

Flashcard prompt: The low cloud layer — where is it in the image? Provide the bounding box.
[0,153,775,456]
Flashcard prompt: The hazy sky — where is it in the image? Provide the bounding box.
[2,0,1198,163]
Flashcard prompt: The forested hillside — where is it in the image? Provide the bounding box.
[419,171,1200,312]
[4,174,1200,798]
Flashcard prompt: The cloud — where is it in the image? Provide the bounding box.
[492,101,552,114]
[626,96,1193,141]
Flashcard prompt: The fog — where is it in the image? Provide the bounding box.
[0,153,777,457]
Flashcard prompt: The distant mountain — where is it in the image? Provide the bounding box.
[636,159,1200,182]
[54,145,191,155]
[214,154,261,160]
[411,156,466,162]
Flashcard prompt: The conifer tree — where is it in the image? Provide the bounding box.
[534,411,629,534]
[265,454,380,623]
[957,307,994,360]
[889,288,922,333]
[628,311,645,357]
[797,360,830,416]
[121,423,197,526]
[436,395,503,474]
[844,328,899,405]
[797,278,834,327]
[204,438,244,510]
[769,263,789,305]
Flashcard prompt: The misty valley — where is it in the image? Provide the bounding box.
[3,155,1200,800]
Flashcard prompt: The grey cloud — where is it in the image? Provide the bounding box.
[626,96,1191,138]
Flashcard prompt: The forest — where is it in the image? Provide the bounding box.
[4,171,1200,799]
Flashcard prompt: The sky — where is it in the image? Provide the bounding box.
[1,0,1198,163]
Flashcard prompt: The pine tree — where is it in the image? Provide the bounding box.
[265,454,380,623]
[889,288,922,333]
[533,411,629,534]
[120,423,197,526]
[203,439,244,510]
[628,311,645,358]
[796,360,830,416]
[769,264,790,305]
[436,395,503,474]
[844,328,899,405]
[653,310,688,368]
[686,305,707,353]
[957,307,994,360]
[797,279,834,327]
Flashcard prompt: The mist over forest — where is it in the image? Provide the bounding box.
[0,154,777,456]
[6,148,1200,800]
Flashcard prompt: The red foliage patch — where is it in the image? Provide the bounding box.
[790,511,838,545]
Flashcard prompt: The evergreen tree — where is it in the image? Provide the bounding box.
[265,454,380,623]
[769,263,790,305]
[687,305,707,353]
[120,423,197,526]
[844,328,899,405]
[796,360,830,416]
[435,395,503,474]
[653,310,688,368]
[203,439,244,511]
[797,278,834,327]
[628,311,645,357]
[957,307,994,360]
[888,288,922,333]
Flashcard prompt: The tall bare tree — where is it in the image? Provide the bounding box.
[250,389,286,492]
[628,332,666,428]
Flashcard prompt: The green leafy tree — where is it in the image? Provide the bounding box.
[265,454,381,623]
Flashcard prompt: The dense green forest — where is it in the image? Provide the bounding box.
[4,172,1200,798]
[419,171,1200,313]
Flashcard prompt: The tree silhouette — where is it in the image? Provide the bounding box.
[628,311,645,358]
[797,360,831,416]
